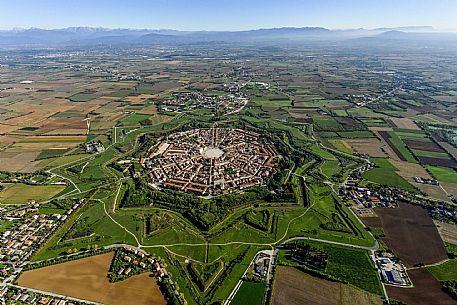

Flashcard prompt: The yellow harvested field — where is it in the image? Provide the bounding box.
[124,94,156,104]
[413,183,450,202]
[18,252,166,305]
[137,104,159,115]
[0,124,20,134]
[389,117,420,130]
[0,151,42,173]
[45,128,87,135]
[19,136,86,143]
[441,182,457,197]
[389,160,432,179]
[0,183,65,204]
[368,127,394,132]
[341,284,382,305]
[434,220,457,245]
[346,138,388,158]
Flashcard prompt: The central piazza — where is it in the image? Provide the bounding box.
[140,128,280,196]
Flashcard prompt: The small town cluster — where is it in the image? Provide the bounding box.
[141,128,280,196]
[0,201,82,278]
[115,246,168,279]
[160,92,248,115]
[0,199,91,304]
[1,286,89,305]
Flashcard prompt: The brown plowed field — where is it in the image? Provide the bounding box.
[18,252,166,305]
[386,269,455,305]
[417,156,457,168]
[376,203,447,267]
[361,216,382,228]
[403,139,444,152]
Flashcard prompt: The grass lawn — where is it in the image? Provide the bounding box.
[277,241,383,295]
[337,131,375,138]
[0,184,66,204]
[311,144,337,161]
[412,149,450,159]
[321,160,342,178]
[313,115,343,131]
[362,158,417,192]
[120,113,150,124]
[252,98,291,107]
[334,109,348,117]
[108,89,132,98]
[68,93,98,102]
[36,149,70,160]
[426,166,457,183]
[329,139,354,154]
[231,281,266,305]
[428,259,457,281]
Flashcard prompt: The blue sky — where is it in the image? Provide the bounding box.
[1,0,457,31]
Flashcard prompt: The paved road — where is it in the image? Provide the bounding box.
[1,283,102,305]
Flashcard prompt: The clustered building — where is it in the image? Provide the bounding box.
[120,246,168,278]
[140,128,280,196]
[0,201,82,267]
[160,92,248,115]
[375,252,410,286]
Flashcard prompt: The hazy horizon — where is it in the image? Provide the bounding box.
[1,0,457,31]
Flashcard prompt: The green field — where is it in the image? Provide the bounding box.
[108,89,132,98]
[334,109,348,117]
[329,139,354,154]
[412,149,450,159]
[395,129,430,142]
[120,113,151,124]
[428,259,457,281]
[36,149,70,160]
[68,92,98,102]
[231,281,266,305]
[0,184,66,204]
[362,158,417,192]
[387,131,417,163]
[313,115,343,131]
[337,131,374,138]
[426,166,457,183]
[251,96,291,107]
[277,241,383,295]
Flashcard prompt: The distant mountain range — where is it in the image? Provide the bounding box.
[0,26,455,47]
